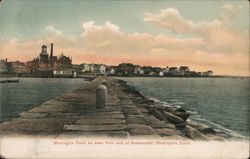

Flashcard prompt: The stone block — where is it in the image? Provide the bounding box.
[82,114,125,119]
[148,108,164,120]
[57,131,130,138]
[20,112,48,118]
[161,111,185,124]
[185,125,207,141]
[155,128,182,136]
[127,124,155,135]
[63,124,127,131]
[48,112,81,117]
[75,118,126,125]
[121,107,141,116]
[126,115,147,124]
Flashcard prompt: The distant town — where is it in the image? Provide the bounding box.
[0,43,214,78]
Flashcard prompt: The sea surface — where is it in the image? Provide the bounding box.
[0,77,87,123]
[118,77,250,138]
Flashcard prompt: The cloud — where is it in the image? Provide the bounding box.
[144,4,244,34]
[217,4,243,24]
[143,4,249,54]
[45,26,62,35]
[81,21,203,55]
[144,8,196,34]
[82,21,120,37]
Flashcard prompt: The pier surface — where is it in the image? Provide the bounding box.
[0,77,232,140]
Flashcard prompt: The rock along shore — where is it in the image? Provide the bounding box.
[0,77,241,140]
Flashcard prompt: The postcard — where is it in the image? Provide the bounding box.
[0,0,249,158]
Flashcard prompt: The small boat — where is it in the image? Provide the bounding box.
[7,79,19,83]
[0,79,19,83]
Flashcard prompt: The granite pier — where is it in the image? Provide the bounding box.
[0,77,231,140]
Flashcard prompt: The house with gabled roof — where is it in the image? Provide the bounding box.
[179,66,189,76]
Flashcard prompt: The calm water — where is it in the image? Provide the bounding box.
[0,78,87,122]
[119,77,250,137]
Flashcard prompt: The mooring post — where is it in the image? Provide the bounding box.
[96,82,107,109]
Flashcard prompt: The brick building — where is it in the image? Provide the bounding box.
[26,43,72,73]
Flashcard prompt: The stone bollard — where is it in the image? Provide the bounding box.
[96,84,107,109]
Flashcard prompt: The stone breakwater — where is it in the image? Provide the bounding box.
[0,77,240,140]
[117,80,240,141]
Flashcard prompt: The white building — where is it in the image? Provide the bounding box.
[134,67,140,74]
[53,69,75,77]
[163,66,169,73]
[203,70,213,76]
[81,64,90,73]
[149,72,155,76]
[159,71,164,77]
[110,68,115,74]
[73,72,77,78]
[139,69,144,75]
[106,67,116,75]
[98,65,106,73]
[134,67,144,75]
[89,64,97,72]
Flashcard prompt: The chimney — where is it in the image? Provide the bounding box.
[5,58,7,63]
[50,43,53,60]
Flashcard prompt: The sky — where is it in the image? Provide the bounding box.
[0,0,249,76]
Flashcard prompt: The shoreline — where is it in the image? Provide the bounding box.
[0,76,247,141]
[1,74,249,79]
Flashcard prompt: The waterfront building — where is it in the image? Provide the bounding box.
[207,70,213,76]
[139,69,144,75]
[53,69,76,77]
[57,53,72,68]
[0,59,7,73]
[134,66,144,75]
[141,66,153,75]
[149,71,155,76]
[203,70,213,76]
[197,72,202,76]
[4,60,29,74]
[117,63,135,74]
[134,66,139,74]
[167,67,179,76]
[152,67,162,75]
[26,58,39,72]
[189,71,197,76]
[106,66,117,75]
[97,64,106,74]
[179,66,189,76]
[81,64,90,73]
[89,64,98,73]
[72,64,83,74]
[162,66,169,73]
[110,68,115,74]
[26,43,72,73]
[159,71,164,77]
